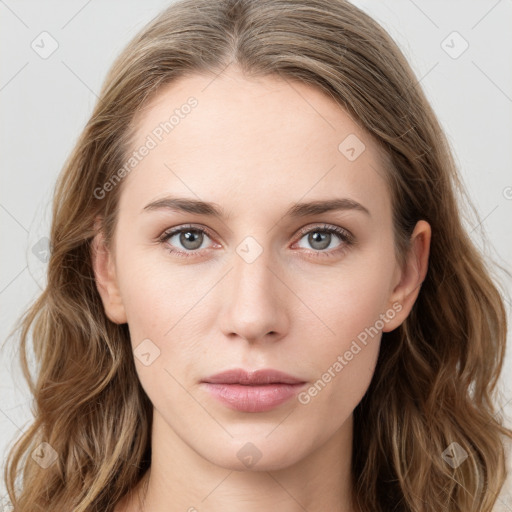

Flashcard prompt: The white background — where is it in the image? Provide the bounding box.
[1,0,511,507]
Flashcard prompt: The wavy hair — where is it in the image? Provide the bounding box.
[3,0,511,510]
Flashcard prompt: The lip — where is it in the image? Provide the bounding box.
[202,368,305,385]
[201,368,307,413]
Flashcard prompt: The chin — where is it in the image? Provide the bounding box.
[200,435,313,472]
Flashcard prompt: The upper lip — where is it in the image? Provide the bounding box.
[202,368,305,385]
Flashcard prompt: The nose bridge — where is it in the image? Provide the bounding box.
[234,238,274,298]
[233,235,280,311]
[219,234,288,342]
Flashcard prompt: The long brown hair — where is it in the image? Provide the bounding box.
[3,0,511,510]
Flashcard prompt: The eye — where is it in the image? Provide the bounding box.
[294,224,354,256]
[159,224,216,257]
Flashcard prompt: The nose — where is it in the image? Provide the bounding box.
[218,243,290,344]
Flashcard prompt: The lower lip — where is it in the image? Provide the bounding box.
[201,383,306,412]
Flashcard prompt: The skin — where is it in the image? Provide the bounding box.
[93,65,431,512]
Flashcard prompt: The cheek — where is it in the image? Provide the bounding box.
[114,242,198,339]
[115,255,205,408]
[291,242,396,402]
[304,243,396,346]
[114,247,215,394]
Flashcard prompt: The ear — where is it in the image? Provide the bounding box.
[382,220,431,332]
[91,217,127,324]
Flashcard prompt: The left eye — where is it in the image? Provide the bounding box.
[159,224,353,257]
[296,227,348,251]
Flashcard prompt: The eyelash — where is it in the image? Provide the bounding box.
[158,223,354,259]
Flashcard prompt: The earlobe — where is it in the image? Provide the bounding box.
[91,221,127,324]
[382,220,431,332]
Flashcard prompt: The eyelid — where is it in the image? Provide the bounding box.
[293,223,354,244]
[159,223,219,246]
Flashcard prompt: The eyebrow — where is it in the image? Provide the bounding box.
[142,196,371,218]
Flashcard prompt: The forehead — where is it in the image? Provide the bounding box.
[122,67,392,219]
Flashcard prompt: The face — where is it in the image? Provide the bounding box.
[94,66,428,472]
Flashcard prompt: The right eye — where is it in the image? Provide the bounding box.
[159,224,218,257]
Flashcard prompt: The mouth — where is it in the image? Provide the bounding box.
[201,368,307,412]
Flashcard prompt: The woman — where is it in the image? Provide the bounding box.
[3,0,511,510]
